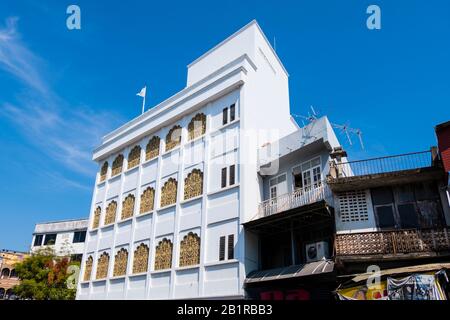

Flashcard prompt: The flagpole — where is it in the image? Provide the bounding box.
[142,94,145,114]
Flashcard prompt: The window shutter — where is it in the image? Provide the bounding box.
[227,234,234,260]
[219,236,226,261]
[221,167,227,188]
[229,165,235,185]
[222,108,228,125]
[230,104,235,121]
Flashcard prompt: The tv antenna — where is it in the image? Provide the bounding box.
[292,106,365,149]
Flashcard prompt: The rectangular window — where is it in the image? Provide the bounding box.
[221,167,227,188]
[43,234,57,245]
[219,236,226,261]
[227,234,234,260]
[229,165,235,185]
[222,108,228,125]
[34,234,43,246]
[73,231,87,243]
[230,104,236,122]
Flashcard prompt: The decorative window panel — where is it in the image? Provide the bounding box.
[133,243,149,274]
[121,194,135,220]
[140,186,155,214]
[146,136,160,160]
[112,154,124,176]
[92,206,101,229]
[338,190,369,223]
[96,252,110,279]
[165,125,182,152]
[179,232,200,267]
[113,248,128,277]
[184,169,203,200]
[161,178,177,207]
[154,238,173,270]
[188,113,206,141]
[100,162,108,182]
[104,201,117,225]
[84,256,93,281]
[128,146,141,169]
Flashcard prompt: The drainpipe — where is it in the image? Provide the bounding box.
[290,220,296,265]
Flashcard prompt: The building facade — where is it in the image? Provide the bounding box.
[31,219,88,260]
[0,250,27,300]
[77,20,299,300]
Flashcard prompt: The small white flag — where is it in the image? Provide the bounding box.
[137,86,146,98]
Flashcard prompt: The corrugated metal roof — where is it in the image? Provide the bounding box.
[245,260,334,284]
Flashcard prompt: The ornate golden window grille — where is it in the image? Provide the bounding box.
[132,243,149,274]
[165,125,182,152]
[179,232,201,267]
[188,113,206,141]
[121,194,135,220]
[96,252,110,279]
[104,201,117,225]
[146,136,160,160]
[92,206,101,229]
[139,187,155,214]
[184,169,203,200]
[112,154,124,176]
[128,145,141,169]
[154,238,173,270]
[160,178,177,207]
[100,162,108,182]
[113,248,128,277]
[83,256,93,281]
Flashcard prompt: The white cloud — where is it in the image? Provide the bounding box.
[0,17,123,187]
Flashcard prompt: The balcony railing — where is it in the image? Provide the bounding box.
[257,183,331,219]
[331,150,434,178]
[335,227,450,257]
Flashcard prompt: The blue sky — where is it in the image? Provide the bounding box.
[0,0,449,251]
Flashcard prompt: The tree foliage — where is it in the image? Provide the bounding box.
[13,247,79,300]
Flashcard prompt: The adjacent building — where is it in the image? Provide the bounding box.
[31,219,88,261]
[0,250,28,300]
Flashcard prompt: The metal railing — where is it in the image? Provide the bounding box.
[333,150,433,178]
[257,183,330,219]
[335,227,450,256]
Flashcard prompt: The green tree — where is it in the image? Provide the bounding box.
[13,247,79,300]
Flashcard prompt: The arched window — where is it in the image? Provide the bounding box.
[160,178,177,207]
[139,186,155,214]
[188,113,206,141]
[5,289,13,300]
[165,125,182,152]
[0,288,4,300]
[1,268,10,279]
[184,169,203,200]
[128,145,141,169]
[154,238,173,270]
[179,232,201,267]
[104,201,117,225]
[113,248,128,277]
[146,136,160,160]
[9,269,17,278]
[92,206,101,229]
[121,194,135,220]
[96,252,110,280]
[133,243,149,274]
[84,256,93,281]
[100,162,108,182]
[112,154,124,176]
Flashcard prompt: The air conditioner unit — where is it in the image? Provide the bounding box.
[305,241,329,263]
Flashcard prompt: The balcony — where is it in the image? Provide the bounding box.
[256,183,331,220]
[327,148,444,192]
[335,227,450,261]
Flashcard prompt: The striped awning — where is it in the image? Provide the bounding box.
[245,260,334,284]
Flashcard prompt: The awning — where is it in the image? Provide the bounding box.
[344,262,450,283]
[245,260,335,284]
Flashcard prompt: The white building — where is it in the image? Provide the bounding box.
[31,219,88,259]
[77,20,315,300]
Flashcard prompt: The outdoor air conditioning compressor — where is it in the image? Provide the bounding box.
[305,241,329,263]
